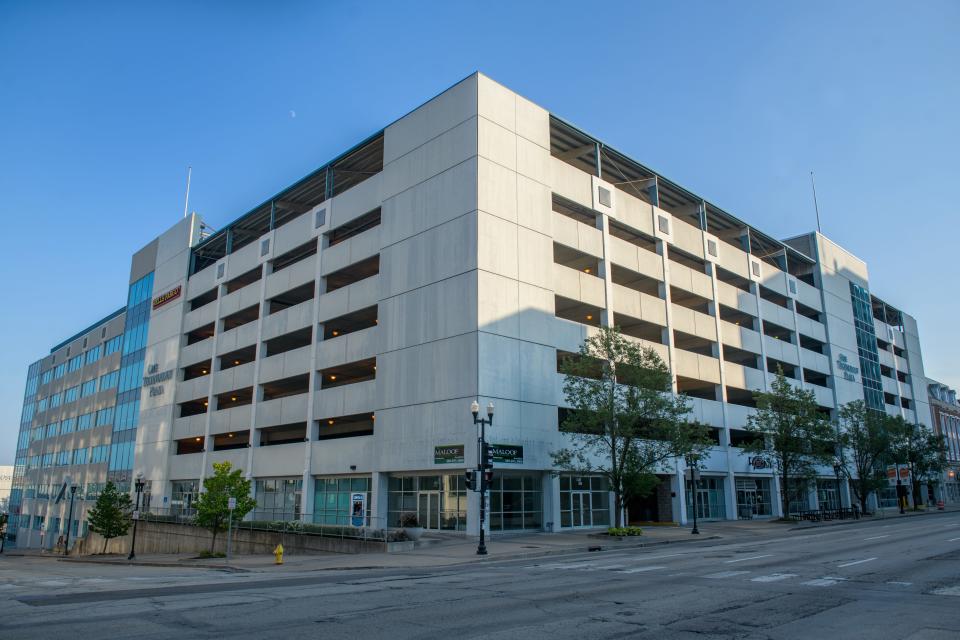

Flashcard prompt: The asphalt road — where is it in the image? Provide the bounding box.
[2,512,959,639]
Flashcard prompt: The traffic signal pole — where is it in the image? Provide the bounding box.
[471,401,494,556]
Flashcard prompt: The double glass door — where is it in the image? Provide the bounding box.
[570,491,593,528]
[417,491,441,530]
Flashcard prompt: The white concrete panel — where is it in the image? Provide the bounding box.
[517,136,551,186]
[478,211,519,279]
[376,333,477,408]
[478,116,516,171]
[383,117,478,201]
[549,157,592,208]
[515,94,550,149]
[477,270,519,340]
[380,212,476,299]
[516,174,552,236]
[477,73,517,133]
[381,157,478,249]
[384,74,478,165]
[378,271,476,353]
[478,156,517,224]
[517,226,554,290]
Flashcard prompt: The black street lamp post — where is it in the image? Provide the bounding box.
[63,483,78,555]
[687,453,700,535]
[471,400,494,556]
[128,474,145,560]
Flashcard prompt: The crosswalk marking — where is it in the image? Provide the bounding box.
[751,573,797,583]
[725,554,773,564]
[704,570,751,579]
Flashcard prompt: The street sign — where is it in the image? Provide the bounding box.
[228,497,237,510]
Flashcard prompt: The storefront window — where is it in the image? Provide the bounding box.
[735,477,772,518]
[785,478,810,514]
[560,475,610,528]
[686,476,727,520]
[489,473,543,531]
[254,477,303,521]
[171,480,199,517]
[314,477,371,525]
[388,475,466,531]
[816,478,841,510]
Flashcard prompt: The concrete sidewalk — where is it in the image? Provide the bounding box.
[14,506,957,573]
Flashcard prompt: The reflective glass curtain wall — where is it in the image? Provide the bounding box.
[7,360,41,540]
[108,273,154,488]
[849,283,885,412]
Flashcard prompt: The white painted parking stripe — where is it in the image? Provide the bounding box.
[704,570,751,579]
[616,565,666,574]
[725,554,773,564]
[838,557,877,568]
[751,573,797,583]
[864,535,889,540]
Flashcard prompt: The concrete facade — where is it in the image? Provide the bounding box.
[7,74,939,548]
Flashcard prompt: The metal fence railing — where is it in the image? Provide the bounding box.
[134,507,407,542]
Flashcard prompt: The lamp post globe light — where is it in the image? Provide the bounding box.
[686,453,700,535]
[470,400,494,555]
[128,473,146,560]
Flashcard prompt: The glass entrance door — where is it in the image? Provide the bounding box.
[571,491,592,528]
[417,492,440,529]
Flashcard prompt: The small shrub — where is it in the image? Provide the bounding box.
[399,513,420,528]
[197,550,226,559]
[607,526,643,537]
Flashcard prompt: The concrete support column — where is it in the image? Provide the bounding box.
[370,471,388,529]
[839,476,852,508]
[725,470,738,520]
[807,480,819,510]
[673,466,688,525]
[771,473,784,518]
[544,472,561,532]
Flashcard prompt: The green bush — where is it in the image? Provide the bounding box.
[197,550,226,558]
[607,526,643,537]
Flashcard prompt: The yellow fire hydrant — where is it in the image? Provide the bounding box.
[273,543,284,565]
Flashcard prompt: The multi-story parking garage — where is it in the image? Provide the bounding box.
[7,73,934,547]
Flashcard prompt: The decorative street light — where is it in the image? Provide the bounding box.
[128,473,146,560]
[63,482,78,555]
[471,400,494,555]
[686,453,701,535]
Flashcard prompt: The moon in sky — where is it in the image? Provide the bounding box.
[290,110,296,119]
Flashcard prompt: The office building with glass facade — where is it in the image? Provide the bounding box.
[6,73,936,548]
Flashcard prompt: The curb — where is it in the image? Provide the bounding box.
[57,557,250,572]
[788,508,955,532]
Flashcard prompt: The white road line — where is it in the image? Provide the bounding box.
[838,557,877,568]
[932,586,960,597]
[948,537,960,542]
[803,577,846,587]
[725,554,773,564]
[864,535,890,540]
[751,573,797,583]
[887,581,912,586]
[616,565,666,574]
[704,570,751,579]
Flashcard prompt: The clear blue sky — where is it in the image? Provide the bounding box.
[1,1,958,464]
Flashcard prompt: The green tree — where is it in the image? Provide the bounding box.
[86,481,133,554]
[194,461,257,552]
[890,421,949,509]
[836,401,897,514]
[552,326,711,527]
[741,370,835,518]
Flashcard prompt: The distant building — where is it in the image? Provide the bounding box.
[7,73,938,548]
[0,465,13,513]
[928,381,960,503]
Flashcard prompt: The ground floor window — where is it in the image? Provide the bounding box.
[687,476,727,520]
[785,478,810,514]
[171,480,199,517]
[946,482,960,503]
[254,477,303,521]
[736,477,772,518]
[816,478,841,510]
[388,475,465,531]
[314,476,371,526]
[876,486,899,509]
[489,473,543,531]
[560,475,610,528]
